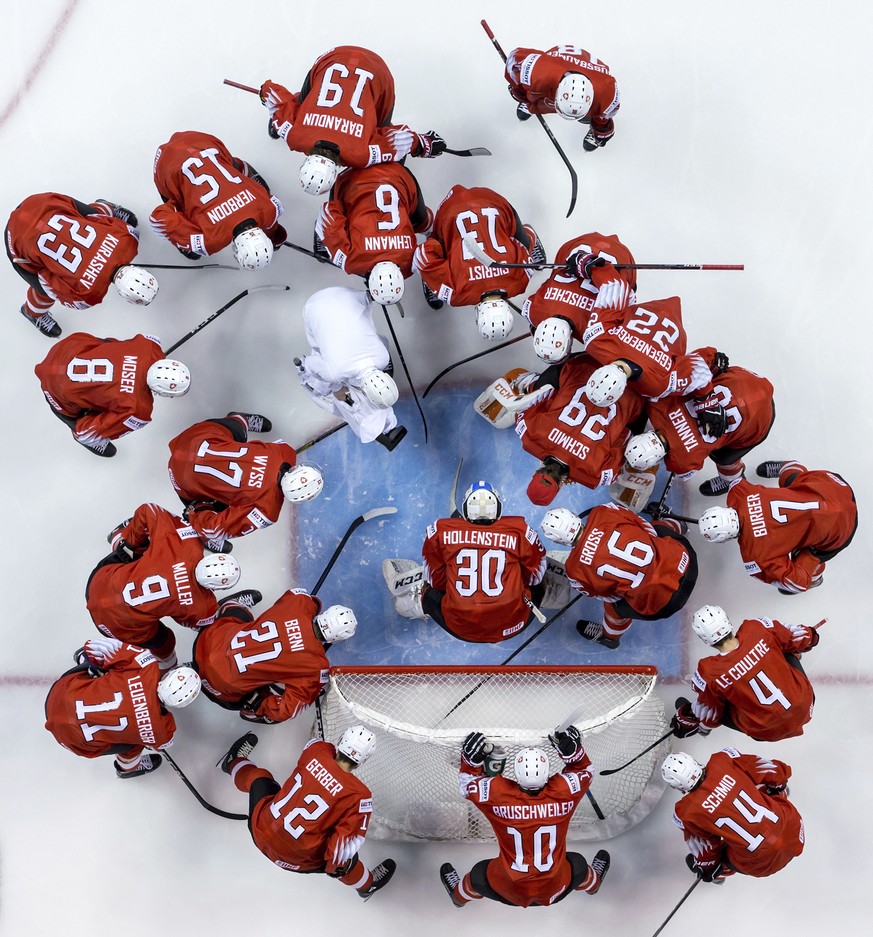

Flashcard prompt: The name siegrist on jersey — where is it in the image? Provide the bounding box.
[491,800,576,820]
[442,530,518,549]
[302,112,364,137]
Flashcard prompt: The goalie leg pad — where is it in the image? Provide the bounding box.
[382,558,424,596]
[539,563,572,609]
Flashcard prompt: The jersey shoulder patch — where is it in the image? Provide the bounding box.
[691,670,706,693]
[722,747,741,758]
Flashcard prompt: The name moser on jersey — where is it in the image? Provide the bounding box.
[384,482,548,643]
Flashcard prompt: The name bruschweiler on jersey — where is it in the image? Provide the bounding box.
[491,800,576,820]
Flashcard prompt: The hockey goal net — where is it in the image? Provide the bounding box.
[313,664,670,842]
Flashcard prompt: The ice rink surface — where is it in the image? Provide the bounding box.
[1,1,871,933]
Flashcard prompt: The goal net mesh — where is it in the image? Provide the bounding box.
[313,665,671,842]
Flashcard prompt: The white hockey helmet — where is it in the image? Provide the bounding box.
[358,367,399,409]
[533,317,573,362]
[586,363,627,406]
[299,153,340,196]
[698,506,741,543]
[540,507,583,546]
[232,226,273,270]
[113,266,159,306]
[193,553,241,591]
[692,605,734,646]
[625,432,667,471]
[555,72,594,120]
[514,747,551,791]
[280,464,324,503]
[368,261,405,305]
[661,752,704,792]
[337,724,376,766]
[157,666,202,709]
[146,359,191,398]
[476,294,514,342]
[315,604,358,643]
[462,480,502,524]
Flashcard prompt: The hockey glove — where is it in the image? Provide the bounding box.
[711,351,730,376]
[549,725,588,766]
[461,731,490,767]
[671,698,702,739]
[686,854,725,884]
[564,251,605,281]
[696,403,728,439]
[583,119,615,151]
[417,131,447,158]
[764,783,787,797]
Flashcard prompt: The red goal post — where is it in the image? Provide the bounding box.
[313,664,671,842]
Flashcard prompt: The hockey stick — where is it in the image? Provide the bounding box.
[481,20,578,218]
[422,335,528,398]
[642,473,676,522]
[599,728,674,776]
[140,262,240,270]
[449,457,463,516]
[164,285,291,355]
[297,422,348,454]
[283,239,332,266]
[381,304,428,443]
[163,749,247,820]
[650,878,701,937]
[310,506,398,596]
[463,235,744,272]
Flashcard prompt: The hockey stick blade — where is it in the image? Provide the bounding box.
[163,750,247,820]
[362,506,398,523]
[381,305,428,443]
[449,458,464,516]
[423,334,528,398]
[599,728,674,776]
[444,146,492,157]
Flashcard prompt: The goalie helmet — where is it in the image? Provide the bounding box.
[315,605,358,643]
[476,294,514,341]
[586,363,627,406]
[625,432,667,471]
[357,367,399,408]
[462,480,502,524]
[540,507,583,546]
[193,553,241,591]
[299,152,340,196]
[698,506,740,543]
[280,464,324,502]
[337,724,376,765]
[555,72,594,120]
[661,752,704,792]
[232,226,273,270]
[157,666,201,709]
[692,605,734,646]
[514,747,551,791]
[113,266,159,305]
[368,261,405,305]
[146,359,191,398]
[533,317,573,362]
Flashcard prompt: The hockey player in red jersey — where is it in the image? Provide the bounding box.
[44,636,200,778]
[505,45,620,151]
[167,413,323,552]
[150,130,286,268]
[662,749,804,881]
[6,192,157,338]
[699,460,857,594]
[219,727,396,899]
[439,726,610,907]
[34,332,190,458]
[412,185,545,342]
[384,482,547,643]
[624,365,776,496]
[194,590,356,724]
[259,45,445,197]
[86,503,247,670]
[540,503,698,648]
[523,233,637,363]
[671,605,818,742]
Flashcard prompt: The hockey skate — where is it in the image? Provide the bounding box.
[76,436,117,458]
[756,461,787,478]
[698,475,731,496]
[376,426,407,451]
[218,590,263,615]
[96,199,138,228]
[227,412,273,433]
[439,863,466,907]
[218,732,259,774]
[359,859,396,900]
[516,102,532,121]
[115,753,162,779]
[585,850,611,894]
[395,583,427,620]
[576,620,620,649]
[19,304,61,338]
[422,280,444,310]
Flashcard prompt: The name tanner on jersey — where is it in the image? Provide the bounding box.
[669,406,699,452]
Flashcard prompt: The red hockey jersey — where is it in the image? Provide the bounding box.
[413,185,533,307]
[422,515,547,642]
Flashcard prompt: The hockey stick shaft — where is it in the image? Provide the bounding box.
[422,334,528,398]
[310,506,398,595]
[651,878,701,937]
[480,20,578,217]
[381,305,428,443]
[448,458,464,516]
[297,422,348,454]
[283,239,332,265]
[163,749,247,820]
[224,78,259,94]
[164,285,290,355]
[140,262,239,270]
[599,728,674,776]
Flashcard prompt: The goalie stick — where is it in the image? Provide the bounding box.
[448,457,463,516]
[380,304,428,443]
[310,506,398,597]
[422,334,528,398]
[164,749,247,821]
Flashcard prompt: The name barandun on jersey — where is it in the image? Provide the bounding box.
[491,800,576,820]
[301,112,364,137]
[442,529,518,549]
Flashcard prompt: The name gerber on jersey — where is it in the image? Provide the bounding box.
[205,188,256,225]
[578,527,605,566]
[306,757,344,796]
[127,676,156,744]
[442,530,518,549]
[119,355,138,394]
[714,638,771,689]
[78,233,120,290]
[746,493,768,537]
[302,112,364,137]
[491,800,575,820]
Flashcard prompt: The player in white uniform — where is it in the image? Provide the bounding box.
[295,287,406,450]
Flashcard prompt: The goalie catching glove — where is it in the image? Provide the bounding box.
[548,725,588,767]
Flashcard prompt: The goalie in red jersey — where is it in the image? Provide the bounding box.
[167,412,323,553]
[540,503,698,649]
[413,184,545,342]
[670,605,819,743]
[150,130,286,268]
[6,192,157,338]
[439,726,610,908]
[34,332,190,458]
[194,590,357,724]
[383,481,547,643]
[662,750,804,881]
[698,460,857,594]
[44,637,200,779]
[218,727,396,899]
[505,44,620,151]
[259,45,445,197]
